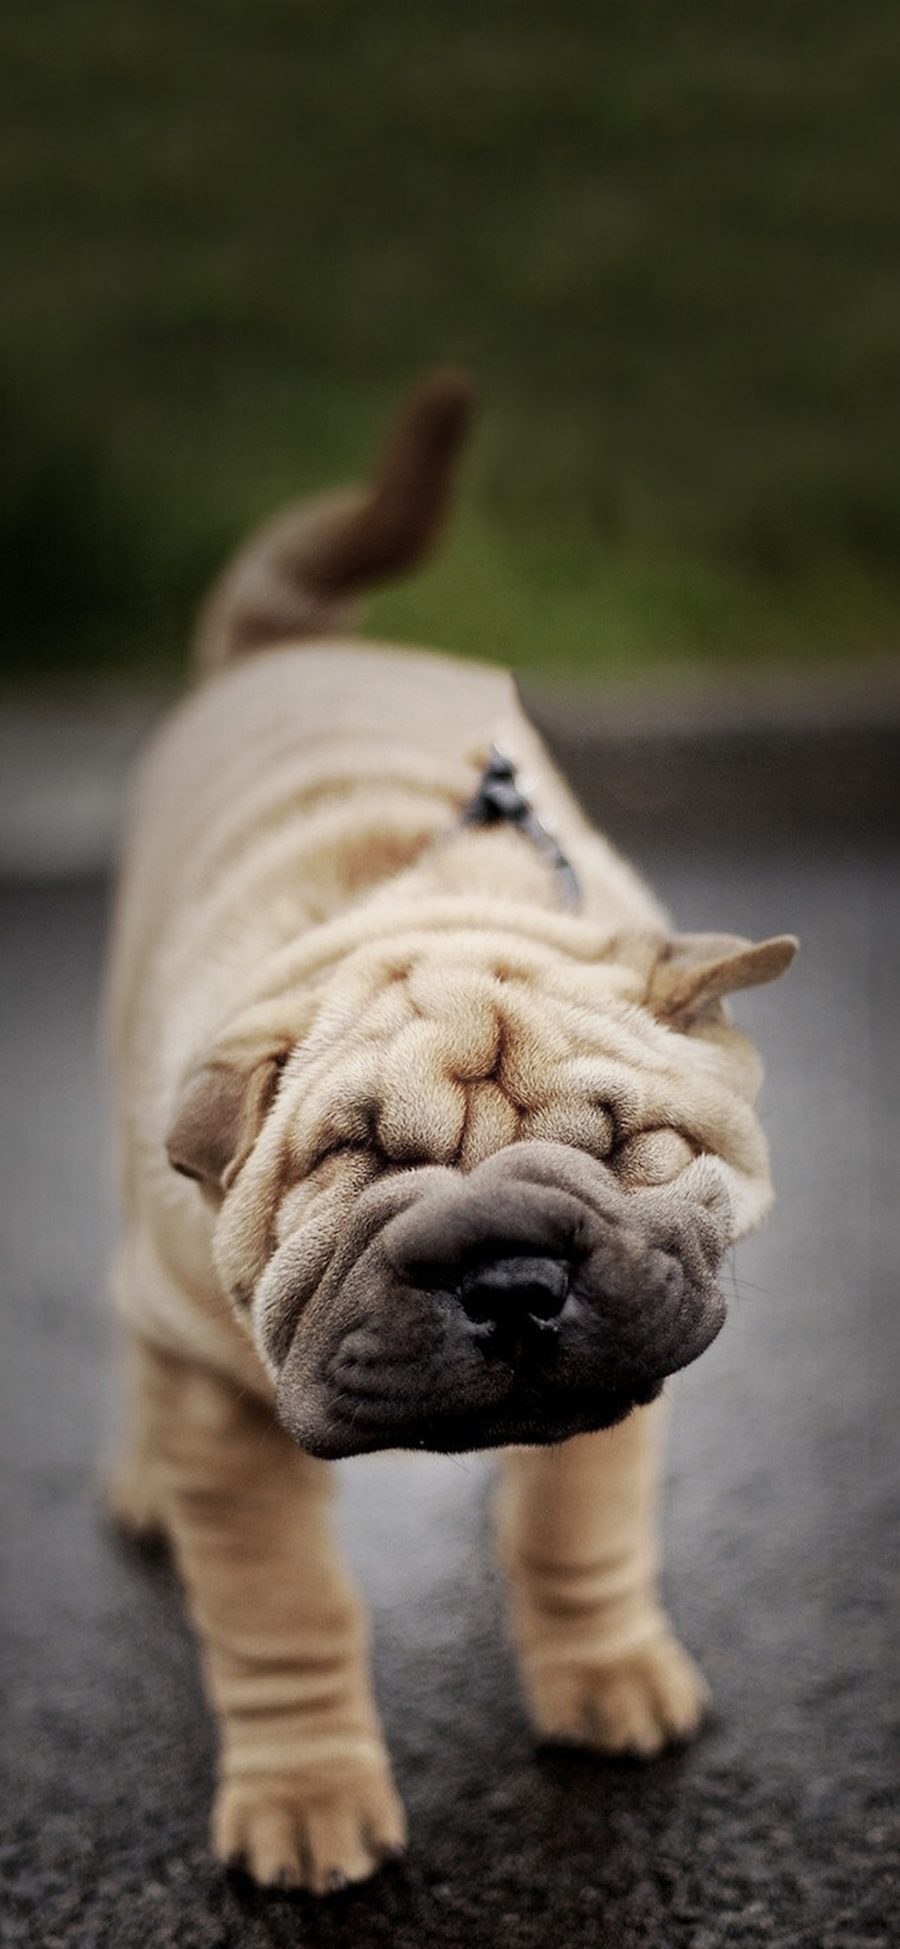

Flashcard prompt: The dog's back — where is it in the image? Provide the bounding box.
[110,375,663,1081]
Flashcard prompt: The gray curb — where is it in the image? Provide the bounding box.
[526,686,900,850]
[0,695,159,877]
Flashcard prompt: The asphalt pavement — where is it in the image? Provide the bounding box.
[1,820,898,1948]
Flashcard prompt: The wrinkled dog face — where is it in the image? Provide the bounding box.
[181,926,789,1457]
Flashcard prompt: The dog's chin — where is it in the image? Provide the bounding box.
[277,1376,664,1461]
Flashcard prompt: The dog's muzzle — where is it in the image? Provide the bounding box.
[269,1141,731,1459]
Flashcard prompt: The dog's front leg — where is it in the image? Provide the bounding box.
[127,1339,406,1893]
[496,1401,709,1756]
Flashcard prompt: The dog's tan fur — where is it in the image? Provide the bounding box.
[105,373,795,1894]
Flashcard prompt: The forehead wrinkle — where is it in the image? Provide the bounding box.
[269,930,771,1196]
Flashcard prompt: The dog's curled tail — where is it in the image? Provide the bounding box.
[192,368,477,676]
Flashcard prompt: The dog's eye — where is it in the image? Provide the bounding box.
[276,1145,381,1243]
[613,1129,696,1187]
[298,1093,382,1176]
[520,1096,615,1157]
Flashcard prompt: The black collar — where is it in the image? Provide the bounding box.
[461,745,582,910]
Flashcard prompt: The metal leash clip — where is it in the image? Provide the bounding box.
[461,745,582,910]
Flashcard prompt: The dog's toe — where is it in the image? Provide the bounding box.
[530,1633,710,1758]
[213,1768,408,1896]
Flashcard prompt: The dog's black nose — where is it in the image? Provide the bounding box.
[458,1254,569,1339]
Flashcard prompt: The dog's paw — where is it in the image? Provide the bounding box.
[214,1767,408,1895]
[528,1634,710,1758]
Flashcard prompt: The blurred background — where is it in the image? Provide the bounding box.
[2,0,898,695]
[2,9,898,1948]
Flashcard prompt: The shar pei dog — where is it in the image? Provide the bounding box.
[104,372,796,1896]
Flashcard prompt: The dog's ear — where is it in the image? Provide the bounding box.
[649,932,798,1026]
[166,1047,287,1194]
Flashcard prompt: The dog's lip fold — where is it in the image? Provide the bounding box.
[276,1375,666,1460]
[273,1278,725,1459]
[272,1283,728,1462]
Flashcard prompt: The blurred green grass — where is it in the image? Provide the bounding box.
[1,0,898,685]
